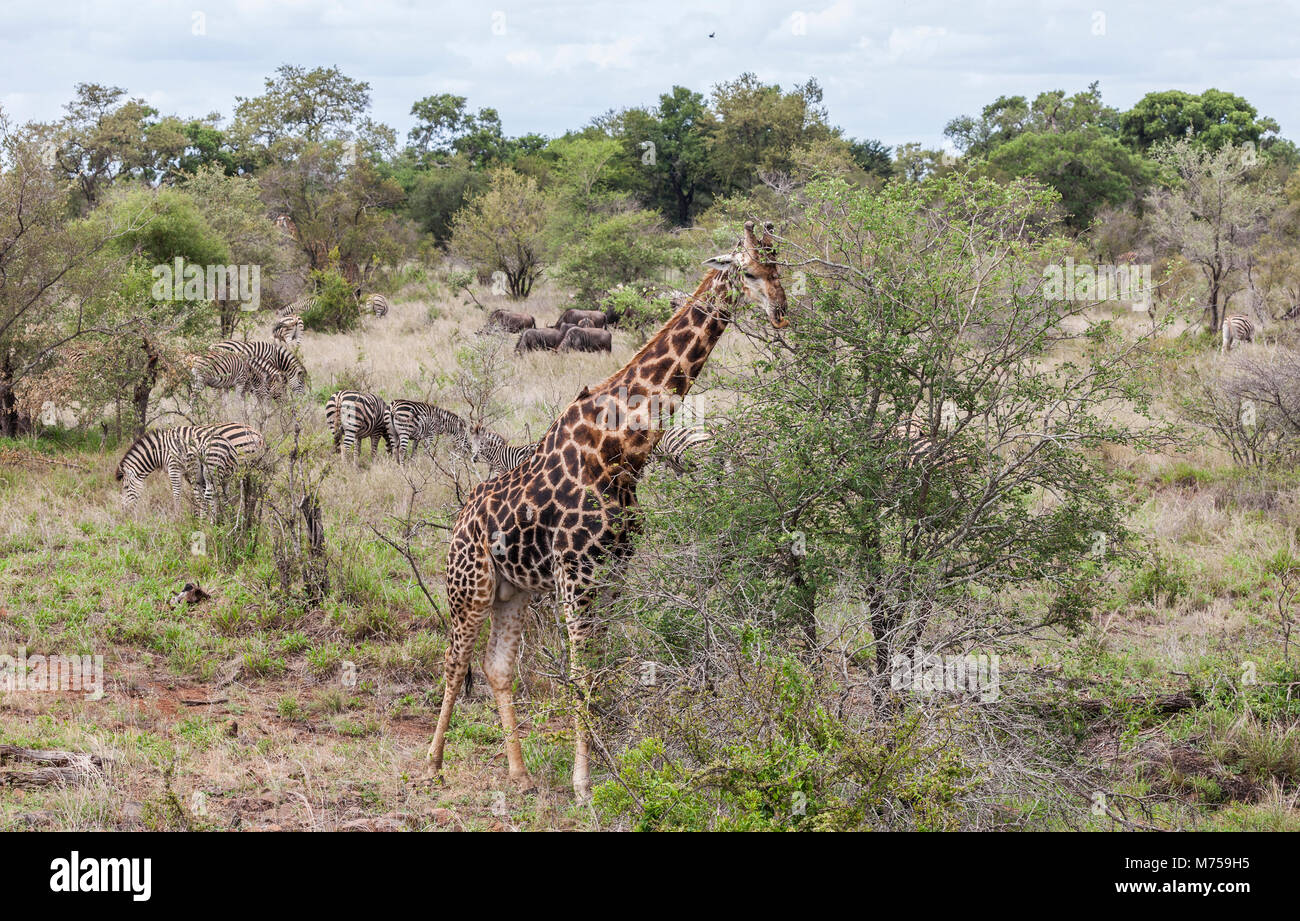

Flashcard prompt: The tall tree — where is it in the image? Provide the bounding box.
[448,168,550,299]
[1122,89,1279,152]
[620,87,717,223]
[1145,140,1279,330]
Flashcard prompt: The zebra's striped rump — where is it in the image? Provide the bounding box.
[1221,314,1256,353]
[117,423,264,517]
[386,400,467,462]
[365,293,389,317]
[326,389,393,460]
[209,339,308,394]
[273,314,304,344]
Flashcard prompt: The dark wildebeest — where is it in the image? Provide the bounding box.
[484,309,536,334]
[516,323,578,353]
[557,326,613,353]
[553,308,606,329]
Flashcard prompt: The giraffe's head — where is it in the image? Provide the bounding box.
[702,220,788,329]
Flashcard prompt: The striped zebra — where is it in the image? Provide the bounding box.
[469,427,540,474]
[650,425,712,474]
[116,423,263,518]
[192,352,283,401]
[210,340,307,394]
[288,294,319,316]
[386,400,468,462]
[272,314,304,344]
[1221,314,1255,354]
[365,293,389,317]
[325,390,393,461]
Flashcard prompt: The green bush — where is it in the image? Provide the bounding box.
[301,269,361,333]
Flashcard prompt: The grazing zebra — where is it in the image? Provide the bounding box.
[1221,314,1255,354]
[325,389,393,461]
[116,423,263,518]
[385,400,468,462]
[272,314,304,344]
[288,294,319,316]
[365,293,389,317]
[210,340,307,394]
[192,352,283,401]
[650,425,712,474]
[187,423,266,519]
[468,426,540,474]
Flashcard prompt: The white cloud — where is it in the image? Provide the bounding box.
[0,0,1293,151]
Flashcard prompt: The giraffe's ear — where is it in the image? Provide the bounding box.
[703,254,734,271]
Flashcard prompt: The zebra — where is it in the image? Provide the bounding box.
[272,314,304,344]
[287,294,319,316]
[325,389,393,461]
[365,293,389,317]
[210,340,307,394]
[385,400,468,462]
[1221,314,1255,354]
[191,351,283,401]
[116,423,264,518]
[468,426,540,474]
[650,425,712,474]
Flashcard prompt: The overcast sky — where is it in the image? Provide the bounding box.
[2,0,1297,149]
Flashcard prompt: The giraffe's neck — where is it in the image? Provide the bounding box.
[602,271,733,400]
[584,271,736,473]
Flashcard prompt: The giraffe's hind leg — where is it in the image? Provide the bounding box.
[483,584,534,785]
[427,533,492,773]
[557,570,602,803]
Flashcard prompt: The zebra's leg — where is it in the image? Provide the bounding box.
[167,455,185,509]
[369,433,381,461]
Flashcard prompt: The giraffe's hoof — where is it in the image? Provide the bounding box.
[509,771,537,793]
[573,784,592,806]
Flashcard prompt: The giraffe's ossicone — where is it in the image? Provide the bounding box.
[428,221,789,800]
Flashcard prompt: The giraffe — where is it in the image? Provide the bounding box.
[428,221,789,800]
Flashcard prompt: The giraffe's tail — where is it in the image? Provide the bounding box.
[462,668,473,698]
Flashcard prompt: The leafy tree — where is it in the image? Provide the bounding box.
[0,112,144,435]
[848,138,894,179]
[552,210,689,304]
[945,83,1120,159]
[86,185,229,431]
[620,174,1167,678]
[709,74,835,191]
[620,87,718,223]
[1121,89,1279,152]
[408,93,512,167]
[49,83,189,209]
[449,168,550,299]
[231,64,372,151]
[181,165,285,336]
[985,128,1154,229]
[1145,140,1279,330]
[259,139,406,285]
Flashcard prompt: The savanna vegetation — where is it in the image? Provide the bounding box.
[1,66,1299,831]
